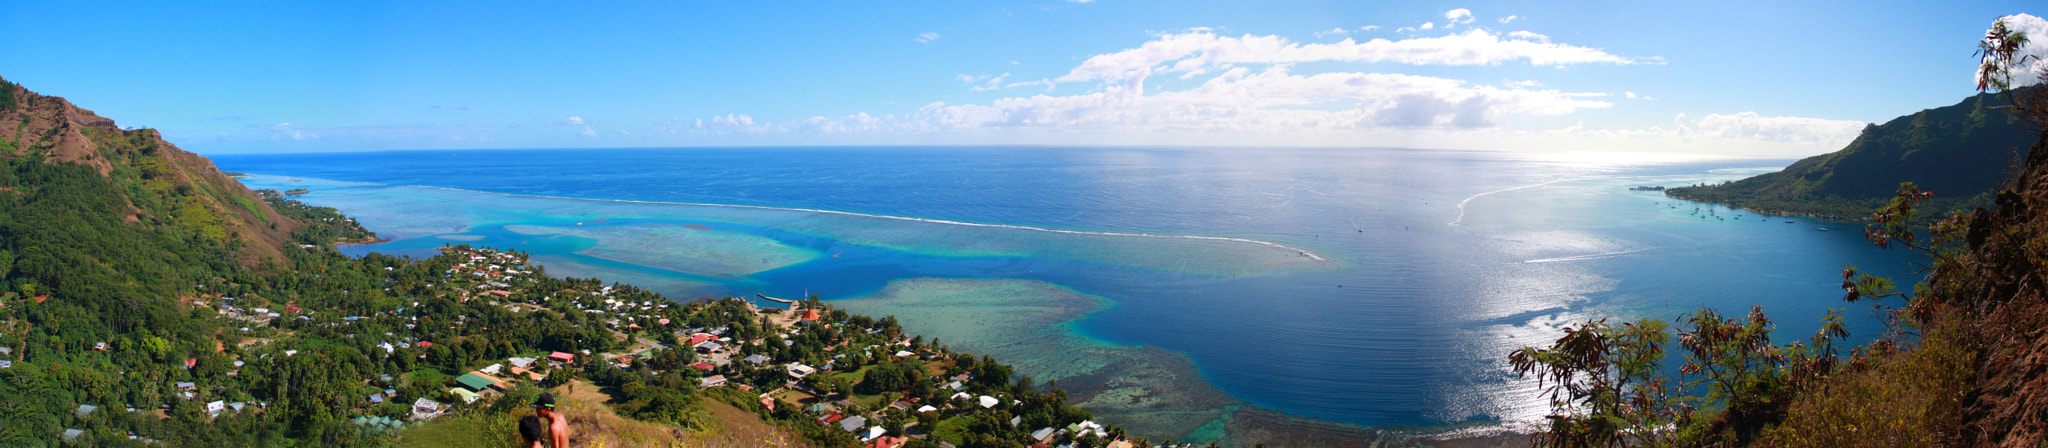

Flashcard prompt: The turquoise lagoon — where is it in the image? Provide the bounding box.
[220,147,1926,436]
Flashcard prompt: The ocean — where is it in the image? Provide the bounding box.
[215,146,1925,437]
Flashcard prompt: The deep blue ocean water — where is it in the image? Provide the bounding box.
[215,146,1926,427]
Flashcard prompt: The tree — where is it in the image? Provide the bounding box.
[1509,318,1679,447]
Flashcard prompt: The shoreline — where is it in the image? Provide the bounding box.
[333,237,394,246]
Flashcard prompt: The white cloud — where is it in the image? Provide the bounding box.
[1010,60,1021,65]
[1055,29,1645,84]
[710,113,755,127]
[1978,13,2048,88]
[1068,0,1094,3]
[579,126,597,138]
[1445,9,1474,27]
[1315,27,1350,38]
[1420,22,1435,30]
[551,116,587,125]
[916,32,941,43]
[267,122,317,141]
[1506,31,1548,42]
[1360,25,1380,31]
[910,66,1612,133]
[560,26,1867,157]
[1688,112,1864,145]
[1396,26,1417,33]
[1498,15,1521,24]
[961,73,1013,91]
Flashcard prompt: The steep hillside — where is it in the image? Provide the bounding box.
[1667,89,2038,221]
[0,77,299,265]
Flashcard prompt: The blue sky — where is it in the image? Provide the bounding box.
[1,1,2039,157]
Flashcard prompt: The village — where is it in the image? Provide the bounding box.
[118,244,1151,448]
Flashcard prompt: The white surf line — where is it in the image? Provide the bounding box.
[1447,178,1586,226]
[1523,247,1661,263]
[239,172,1331,262]
[1444,174,1683,226]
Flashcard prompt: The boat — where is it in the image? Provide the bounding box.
[1816,227,1829,231]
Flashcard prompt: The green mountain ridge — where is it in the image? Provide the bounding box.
[1667,89,2039,221]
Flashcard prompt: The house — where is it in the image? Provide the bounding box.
[860,426,886,442]
[839,415,867,432]
[916,405,938,413]
[449,388,481,404]
[75,404,97,418]
[1030,427,1057,442]
[787,363,817,379]
[479,364,504,375]
[206,400,226,417]
[0,360,12,369]
[699,375,727,388]
[175,382,197,391]
[693,341,723,353]
[690,362,714,371]
[369,394,385,404]
[454,373,504,392]
[978,395,999,409]
[61,429,84,442]
[548,352,576,363]
[742,354,772,365]
[508,357,537,368]
[688,333,717,346]
[411,398,445,420]
[867,435,906,448]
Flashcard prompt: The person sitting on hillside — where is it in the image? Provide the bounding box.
[518,415,548,448]
[534,393,571,447]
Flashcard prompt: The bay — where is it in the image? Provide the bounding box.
[216,146,1924,436]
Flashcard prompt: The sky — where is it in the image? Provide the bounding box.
[0,1,2040,157]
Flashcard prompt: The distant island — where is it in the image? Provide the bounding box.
[1628,186,1666,191]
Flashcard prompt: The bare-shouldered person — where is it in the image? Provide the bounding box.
[533,393,571,447]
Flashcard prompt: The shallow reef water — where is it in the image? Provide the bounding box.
[224,147,1928,442]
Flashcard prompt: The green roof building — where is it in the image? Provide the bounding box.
[454,373,496,391]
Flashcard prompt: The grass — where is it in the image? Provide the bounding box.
[832,366,869,384]
[1759,314,1978,447]
[931,415,974,445]
[394,408,520,448]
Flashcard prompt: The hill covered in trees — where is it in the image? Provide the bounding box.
[1666,88,2039,222]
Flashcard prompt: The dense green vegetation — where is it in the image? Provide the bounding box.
[1666,88,2036,223]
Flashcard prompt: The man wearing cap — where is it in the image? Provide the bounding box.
[534,393,571,447]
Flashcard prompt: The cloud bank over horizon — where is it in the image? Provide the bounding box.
[114,4,1978,159]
